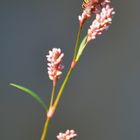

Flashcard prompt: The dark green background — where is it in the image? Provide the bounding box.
[1,0,140,140]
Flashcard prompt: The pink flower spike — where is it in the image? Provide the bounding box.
[57,129,77,140]
[87,4,115,42]
[79,0,111,27]
[46,48,64,85]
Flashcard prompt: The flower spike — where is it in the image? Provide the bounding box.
[87,4,115,42]
[46,48,64,85]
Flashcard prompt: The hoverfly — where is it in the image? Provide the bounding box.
[82,0,104,10]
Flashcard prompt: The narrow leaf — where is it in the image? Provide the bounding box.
[76,36,87,62]
[10,83,47,111]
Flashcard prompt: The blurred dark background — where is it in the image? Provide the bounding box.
[0,0,140,140]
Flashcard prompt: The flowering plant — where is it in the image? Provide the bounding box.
[10,0,115,140]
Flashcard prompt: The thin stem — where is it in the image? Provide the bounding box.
[40,21,84,140]
[73,26,82,60]
[40,67,73,140]
[52,25,84,119]
[53,66,73,113]
[40,117,50,140]
[40,82,56,140]
[49,84,56,107]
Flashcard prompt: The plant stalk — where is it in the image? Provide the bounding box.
[40,117,50,140]
[40,24,83,140]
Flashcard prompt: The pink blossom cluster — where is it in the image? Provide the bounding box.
[46,48,64,82]
[79,0,111,27]
[57,129,77,140]
[87,4,115,42]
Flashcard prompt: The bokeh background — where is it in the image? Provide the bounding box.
[0,0,140,140]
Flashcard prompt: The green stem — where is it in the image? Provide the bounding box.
[49,84,56,107]
[40,67,73,140]
[52,26,83,112]
[40,22,83,140]
[40,82,56,140]
[51,25,84,118]
[53,66,73,112]
[40,117,50,140]
[73,26,82,60]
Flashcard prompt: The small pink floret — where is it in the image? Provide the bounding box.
[57,129,77,140]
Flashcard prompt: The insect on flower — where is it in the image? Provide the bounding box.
[82,0,110,15]
[82,0,103,9]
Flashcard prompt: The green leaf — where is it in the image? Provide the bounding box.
[76,36,87,62]
[10,83,47,111]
